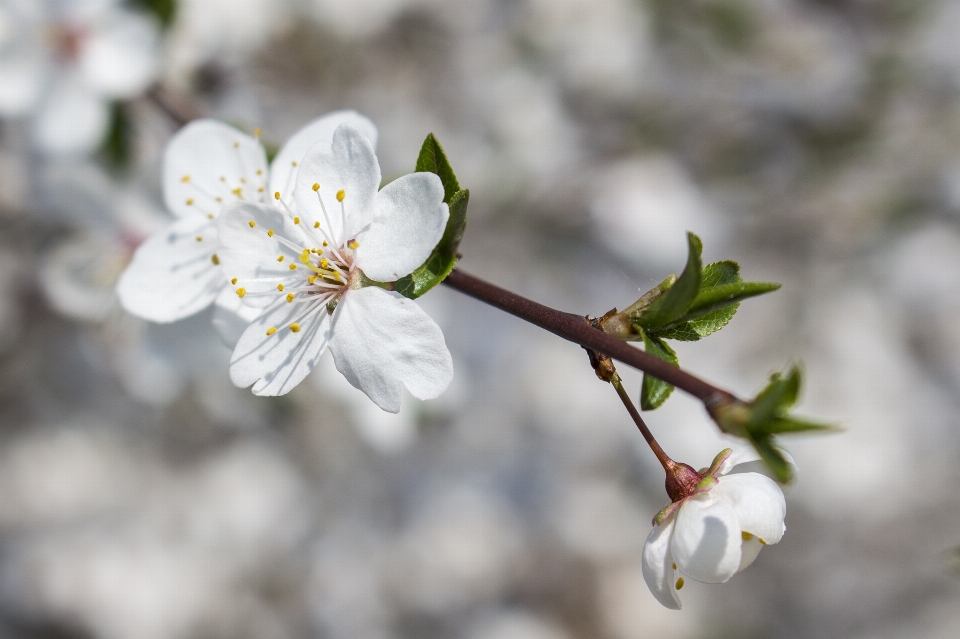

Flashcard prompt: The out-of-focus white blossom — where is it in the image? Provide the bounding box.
[0,0,161,155]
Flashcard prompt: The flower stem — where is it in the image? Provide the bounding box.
[442,268,735,407]
[610,376,675,471]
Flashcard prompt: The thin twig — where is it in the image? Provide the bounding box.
[146,84,201,127]
[442,268,735,407]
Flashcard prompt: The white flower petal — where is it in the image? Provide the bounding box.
[32,76,109,155]
[117,216,222,322]
[0,49,47,116]
[671,495,742,584]
[78,8,159,98]
[163,119,268,219]
[711,473,786,545]
[294,124,380,244]
[216,201,308,307]
[738,535,764,572]
[355,172,449,282]
[268,110,378,203]
[212,284,262,348]
[229,297,332,396]
[641,518,682,610]
[328,286,453,413]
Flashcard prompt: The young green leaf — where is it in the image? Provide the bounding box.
[633,233,703,330]
[751,436,793,483]
[393,189,469,299]
[416,133,460,202]
[393,134,469,299]
[129,0,177,29]
[640,333,679,410]
[750,366,802,427]
[100,102,133,171]
[759,417,839,435]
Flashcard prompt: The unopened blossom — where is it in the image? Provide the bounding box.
[116,110,377,346]
[216,123,453,411]
[642,447,787,609]
[0,0,160,155]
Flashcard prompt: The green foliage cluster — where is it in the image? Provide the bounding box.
[619,232,780,410]
[711,366,836,482]
[392,134,469,299]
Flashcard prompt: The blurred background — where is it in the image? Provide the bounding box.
[1,0,960,637]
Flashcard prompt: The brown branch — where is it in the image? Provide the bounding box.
[442,268,735,407]
[145,84,202,127]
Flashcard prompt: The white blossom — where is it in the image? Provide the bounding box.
[641,448,787,609]
[0,0,160,155]
[216,123,453,411]
[116,110,377,347]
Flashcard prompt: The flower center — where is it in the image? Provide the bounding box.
[233,187,365,336]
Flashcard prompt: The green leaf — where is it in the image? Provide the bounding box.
[129,0,177,29]
[634,233,703,330]
[392,134,470,299]
[751,436,793,483]
[750,366,802,426]
[700,260,740,287]
[393,189,469,299]
[415,133,460,202]
[678,280,781,325]
[759,417,839,435]
[99,102,133,171]
[640,333,679,411]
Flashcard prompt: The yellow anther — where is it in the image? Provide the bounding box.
[185,198,194,205]
[253,128,262,137]
[289,263,297,270]
[233,141,240,148]
[207,214,214,219]
[310,248,317,253]
[286,293,295,303]
[347,240,359,250]
[239,177,246,184]
[266,327,277,335]
[322,240,328,247]
[274,191,281,200]
[308,275,317,283]
[320,258,329,268]
[220,176,227,182]
[312,183,320,192]
[277,255,284,262]
[231,278,238,285]
[248,221,256,228]
[758,538,767,545]
[333,271,341,281]
[672,563,677,570]
[195,236,203,242]
[314,221,320,229]
[277,284,284,292]
[293,217,300,225]
[742,532,754,542]
[181,175,190,183]
[216,196,223,203]
[258,187,265,193]
[236,287,246,297]
[232,188,243,197]
[291,160,298,167]
[211,254,220,265]
[256,168,263,175]
[267,230,274,237]
[336,189,345,202]
[299,249,310,263]
[290,323,301,333]
[675,577,684,590]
